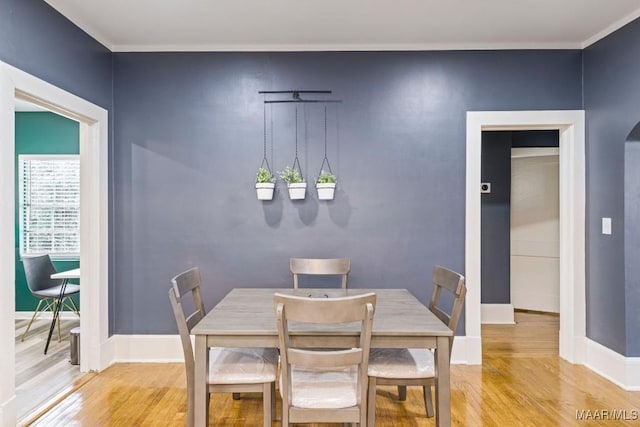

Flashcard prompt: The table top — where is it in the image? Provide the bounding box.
[51,268,81,280]
[192,288,452,338]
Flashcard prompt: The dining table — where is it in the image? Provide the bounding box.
[191,287,453,427]
[46,267,80,354]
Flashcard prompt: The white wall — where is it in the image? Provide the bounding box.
[510,149,559,313]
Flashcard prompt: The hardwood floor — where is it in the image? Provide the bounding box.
[16,318,84,422]
[30,312,640,426]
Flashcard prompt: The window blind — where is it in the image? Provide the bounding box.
[19,155,80,257]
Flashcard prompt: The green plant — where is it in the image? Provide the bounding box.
[316,170,336,184]
[279,166,303,184]
[256,167,275,183]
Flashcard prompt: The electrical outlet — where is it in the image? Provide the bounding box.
[602,217,611,235]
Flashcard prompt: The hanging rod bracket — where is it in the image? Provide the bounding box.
[259,90,340,104]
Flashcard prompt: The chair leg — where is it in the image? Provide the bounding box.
[398,385,407,401]
[64,296,81,317]
[187,385,194,427]
[55,300,62,342]
[270,382,276,421]
[423,385,434,418]
[367,376,377,427]
[262,382,272,427]
[21,299,45,341]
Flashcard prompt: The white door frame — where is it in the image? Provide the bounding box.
[465,110,585,365]
[0,61,109,426]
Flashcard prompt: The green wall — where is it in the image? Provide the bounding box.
[15,112,80,311]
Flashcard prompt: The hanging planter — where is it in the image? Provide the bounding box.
[280,166,306,200]
[255,103,275,201]
[315,106,337,201]
[316,171,336,200]
[255,167,275,200]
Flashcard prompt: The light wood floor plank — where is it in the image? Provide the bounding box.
[30,312,640,426]
[16,319,83,421]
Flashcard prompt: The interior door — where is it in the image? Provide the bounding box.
[510,150,560,313]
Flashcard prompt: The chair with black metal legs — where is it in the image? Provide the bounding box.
[21,254,80,342]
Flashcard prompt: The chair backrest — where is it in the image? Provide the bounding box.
[168,267,206,397]
[429,265,467,355]
[290,257,351,288]
[22,254,63,293]
[274,292,376,418]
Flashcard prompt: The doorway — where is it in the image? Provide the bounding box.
[0,61,109,426]
[465,110,586,365]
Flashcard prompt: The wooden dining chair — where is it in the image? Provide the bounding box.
[169,267,278,427]
[366,265,466,425]
[290,257,351,288]
[274,292,376,426]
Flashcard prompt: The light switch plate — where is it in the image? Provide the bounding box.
[602,217,611,235]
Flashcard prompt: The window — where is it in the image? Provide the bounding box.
[19,155,80,258]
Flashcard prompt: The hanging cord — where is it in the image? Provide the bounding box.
[292,103,303,177]
[260,98,272,173]
[317,105,334,178]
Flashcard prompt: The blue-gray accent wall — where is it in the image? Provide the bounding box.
[112,51,581,334]
[584,17,640,357]
[3,0,636,355]
[0,0,112,109]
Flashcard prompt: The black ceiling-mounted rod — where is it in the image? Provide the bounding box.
[264,99,342,104]
[258,90,332,95]
[259,89,341,104]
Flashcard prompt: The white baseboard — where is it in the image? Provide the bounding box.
[451,335,482,365]
[481,304,515,324]
[109,335,185,363]
[106,335,640,390]
[106,334,483,367]
[15,311,78,320]
[584,338,640,391]
[0,395,16,427]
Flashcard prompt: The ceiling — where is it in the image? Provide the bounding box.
[45,0,640,52]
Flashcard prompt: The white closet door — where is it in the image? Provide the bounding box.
[511,151,559,313]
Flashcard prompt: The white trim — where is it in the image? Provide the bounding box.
[481,304,515,324]
[14,311,79,321]
[0,61,109,427]
[111,41,584,53]
[511,147,559,158]
[450,336,479,365]
[0,396,15,427]
[109,334,474,366]
[582,7,640,48]
[585,338,640,391]
[0,66,16,427]
[466,110,586,366]
[109,335,185,363]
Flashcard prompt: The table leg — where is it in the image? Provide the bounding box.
[435,336,451,427]
[194,335,208,427]
[44,278,68,355]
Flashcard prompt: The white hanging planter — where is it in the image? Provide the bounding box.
[255,182,275,200]
[287,182,307,200]
[316,182,336,200]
